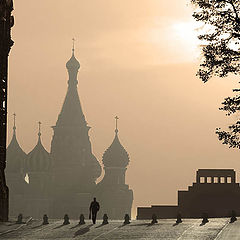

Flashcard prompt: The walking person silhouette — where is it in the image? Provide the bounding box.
[89,197,100,224]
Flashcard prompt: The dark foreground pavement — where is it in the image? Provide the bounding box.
[0,218,239,239]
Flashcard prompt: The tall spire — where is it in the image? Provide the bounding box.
[66,39,80,88]
[56,43,86,127]
[50,43,102,218]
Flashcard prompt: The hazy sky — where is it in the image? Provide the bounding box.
[8,0,240,217]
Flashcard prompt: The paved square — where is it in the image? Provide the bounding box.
[1,218,239,239]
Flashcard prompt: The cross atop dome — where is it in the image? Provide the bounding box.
[66,39,80,72]
[6,113,27,174]
[72,38,75,54]
[115,116,119,134]
[13,113,16,135]
[25,121,51,173]
[102,117,129,168]
[38,121,41,138]
[96,116,133,220]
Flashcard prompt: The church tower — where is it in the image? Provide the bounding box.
[6,114,27,216]
[24,122,52,218]
[50,42,101,218]
[96,117,133,219]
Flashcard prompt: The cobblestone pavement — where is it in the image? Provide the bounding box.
[0,218,235,240]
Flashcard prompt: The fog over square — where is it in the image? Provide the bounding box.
[8,0,240,217]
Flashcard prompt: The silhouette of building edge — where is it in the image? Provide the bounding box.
[0,0,14,221]
[6,47,133,219]
[137,169,240,219]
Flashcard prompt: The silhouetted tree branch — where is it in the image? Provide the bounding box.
[192,0,240,148]
[192,0,240,82]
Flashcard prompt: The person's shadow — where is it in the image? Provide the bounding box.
[73,224,94,238]
[118,223,131,228]
[129,223,150,227]
[200,219,209,226]
[70,223,84,229]
[31,224,44,229]
[95,223,109,228]
[146,222,157,227]
[53,223,69,229]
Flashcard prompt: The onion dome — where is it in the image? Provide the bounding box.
[66,39,80,70]
[6,114,26,173]
[25,122,51,173]
[102,117,129,168]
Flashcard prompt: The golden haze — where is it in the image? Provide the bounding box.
[8,0,240,217]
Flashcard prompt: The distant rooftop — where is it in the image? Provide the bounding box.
[196,169,236,184]
[197,169,235,175]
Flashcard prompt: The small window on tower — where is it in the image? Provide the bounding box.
[214,177,218,183]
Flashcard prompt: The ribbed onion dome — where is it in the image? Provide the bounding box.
[6,128,26,173]
[102,129,129,168]
[66,49,80,70]
[25,131,51,173]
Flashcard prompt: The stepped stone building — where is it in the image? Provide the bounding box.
[137,169,240,219]
[6,46,133,219]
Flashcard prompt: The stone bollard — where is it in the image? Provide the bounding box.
[79,214,85,225]
[16,213,23,224]
[176,213,182,224]
[202,212,209,224]
[42,214,49,225]
[102,214,109,225]
[230,210,237,223]
[124,214,131,225]
[63,214,70,225]
[151,214,158,224]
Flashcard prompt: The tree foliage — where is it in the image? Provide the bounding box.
[192,0,240,148]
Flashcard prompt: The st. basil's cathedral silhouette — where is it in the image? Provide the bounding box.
[5,44,133,219]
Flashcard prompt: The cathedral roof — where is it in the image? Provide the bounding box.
[102,118,129,168]
[66,49,80,70]
[25,123,51,173]
[51,43,102,183]
[55,46,87,127]
[6,115,26,173]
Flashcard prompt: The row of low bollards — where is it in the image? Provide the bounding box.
[151,213,183,225]
[62,213,131,225]
[151,210,238,225]
[15,210,238,225]
[16,213,131,225]
[62,214,111,225]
